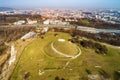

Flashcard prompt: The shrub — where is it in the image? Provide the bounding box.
[80,40,108,54]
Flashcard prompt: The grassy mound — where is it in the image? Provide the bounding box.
[44,40,80,59]
[44,42,66,58]
[10,32,73,80]
[53,41,79,56]
[10,32,120,80]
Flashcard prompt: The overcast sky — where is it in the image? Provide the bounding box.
[0,0,120,9]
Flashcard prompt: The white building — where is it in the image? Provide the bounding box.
[43,19,69,25]
[27,18,37,24]
[41,27,49,33]
[43,20,50,25]
[13,20,25,25]
[21,32,37,40]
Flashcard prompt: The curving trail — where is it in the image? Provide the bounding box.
[51,42,81,59]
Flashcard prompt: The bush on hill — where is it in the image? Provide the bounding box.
[80,40,108,54]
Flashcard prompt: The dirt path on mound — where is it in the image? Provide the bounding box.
[51,42,81,59]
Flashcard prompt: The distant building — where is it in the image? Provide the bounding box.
[21,32,37,40]
[43,19,69,25]
[43,20,50,25]
[13,20,25,25]
[107,21,116,24]
[27,18,37,24]
[41,27,49,33]
[65,18,78,22]
[36,27,49,34]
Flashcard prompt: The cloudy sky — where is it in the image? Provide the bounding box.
[0,0,120,9]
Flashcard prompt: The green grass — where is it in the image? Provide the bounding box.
[44,42,66,58]
[10,32,72,80]
[53,41,79,56]
[10,32,120,80]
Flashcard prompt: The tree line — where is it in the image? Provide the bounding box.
[0,14,42,25]
[52,27,120,46]
[69,18,120,30]
[0,26,36,55]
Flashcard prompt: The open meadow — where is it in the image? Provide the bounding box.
[10,32,120,80]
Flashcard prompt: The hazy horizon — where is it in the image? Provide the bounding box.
[0,0,120,9]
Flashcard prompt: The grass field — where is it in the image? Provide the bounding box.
[10,32,120,80]
[53,40,79,56]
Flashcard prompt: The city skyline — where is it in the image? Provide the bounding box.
[0,0,120,9]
